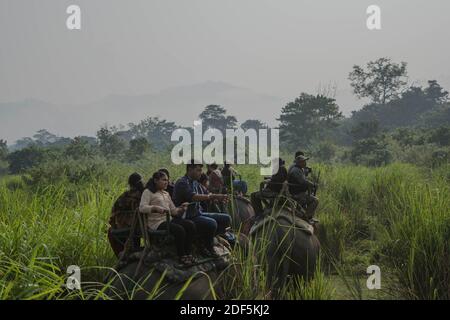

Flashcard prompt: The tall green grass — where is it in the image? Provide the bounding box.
[0,161,449,299]
[317,163,450,299]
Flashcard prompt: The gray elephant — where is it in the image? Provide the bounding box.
[104,234,242,300]
[106,259,222,300]
[230,196,321,298]
[227,195,256,235]
[253,210,320,297]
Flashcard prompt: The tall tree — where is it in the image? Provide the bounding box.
[349,57,408,104]
[240,119,268,131]
[350,120,380,140]
[64,136,93,159]
[424,80,449,104]
[13,137,34,150]
[96,126,126,157]
[0,139,7,160]
[277,93,343,150]
[7,146,46,174]
[199,105,237,132]
[128,117,177,151]
[33,129,59,146]
[126,137,151,161]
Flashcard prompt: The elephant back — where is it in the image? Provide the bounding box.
[249,208,314,237]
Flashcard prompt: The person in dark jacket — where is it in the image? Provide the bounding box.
[287,155,318,219]
[250,158,287,218]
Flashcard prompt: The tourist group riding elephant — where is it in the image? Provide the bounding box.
[105,227,239,300]
[107,195,319,300]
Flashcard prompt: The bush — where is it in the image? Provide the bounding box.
[25,156,109,187]
[0,159,8,176]
[312,141,336,163]
[427,126,450,146]
[7,146,47,174]
[393,143,450,168]
[350,137,392,166]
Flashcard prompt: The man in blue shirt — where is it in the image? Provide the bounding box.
[173,160,231,257]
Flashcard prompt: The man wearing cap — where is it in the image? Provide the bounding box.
[287,155,319,220]
[251,157,288,218]
[288,150,305,172]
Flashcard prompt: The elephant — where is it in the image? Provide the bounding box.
[227,195,256,235]
[106,259,221,300]
[104,233,249,300]
[229,196,321,298]
[260,210,320,297]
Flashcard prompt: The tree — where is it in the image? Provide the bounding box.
[424,80,449,104]
[126,137,150,161]
[240,119,268,131]
[0,139,7,160]
[277,93,343,150]
[96,126,126,157]
[420,103,450,127]
[391,127,425,147]
[199,105,237,132]
[7,146,46,174]
[313,141,336,162]
[128,117,178,151]
[33,129,59,146]
[13,137,34,150]
[0,139,8,174]
[350,81,448,129]
[427,126,450,147]
[350,120,380,140]
[350,137,392,167]
[65,137,93,159]
[349,57,408,104]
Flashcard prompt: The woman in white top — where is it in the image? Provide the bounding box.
[139,171,196,266]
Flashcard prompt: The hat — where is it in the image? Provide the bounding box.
[295,150,305,158]
[295,155,309,161]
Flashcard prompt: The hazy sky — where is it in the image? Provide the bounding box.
[1,0,450,116]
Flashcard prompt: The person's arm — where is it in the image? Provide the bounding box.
[168,197,184,217]
[139,189,154,214]
[294,169,314,189]
[177,179,228,202]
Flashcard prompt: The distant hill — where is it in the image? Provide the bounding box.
[0,81,286,144]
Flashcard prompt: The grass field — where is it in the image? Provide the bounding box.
[0,155,449,300]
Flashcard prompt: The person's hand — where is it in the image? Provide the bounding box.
[180,202,190,211]
[154,206,167,214]
[172,208,184,217]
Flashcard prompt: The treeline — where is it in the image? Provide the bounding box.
[277,58,450,167]
[1,57,449,179]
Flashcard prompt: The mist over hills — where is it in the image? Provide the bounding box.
[0,81,290,144]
